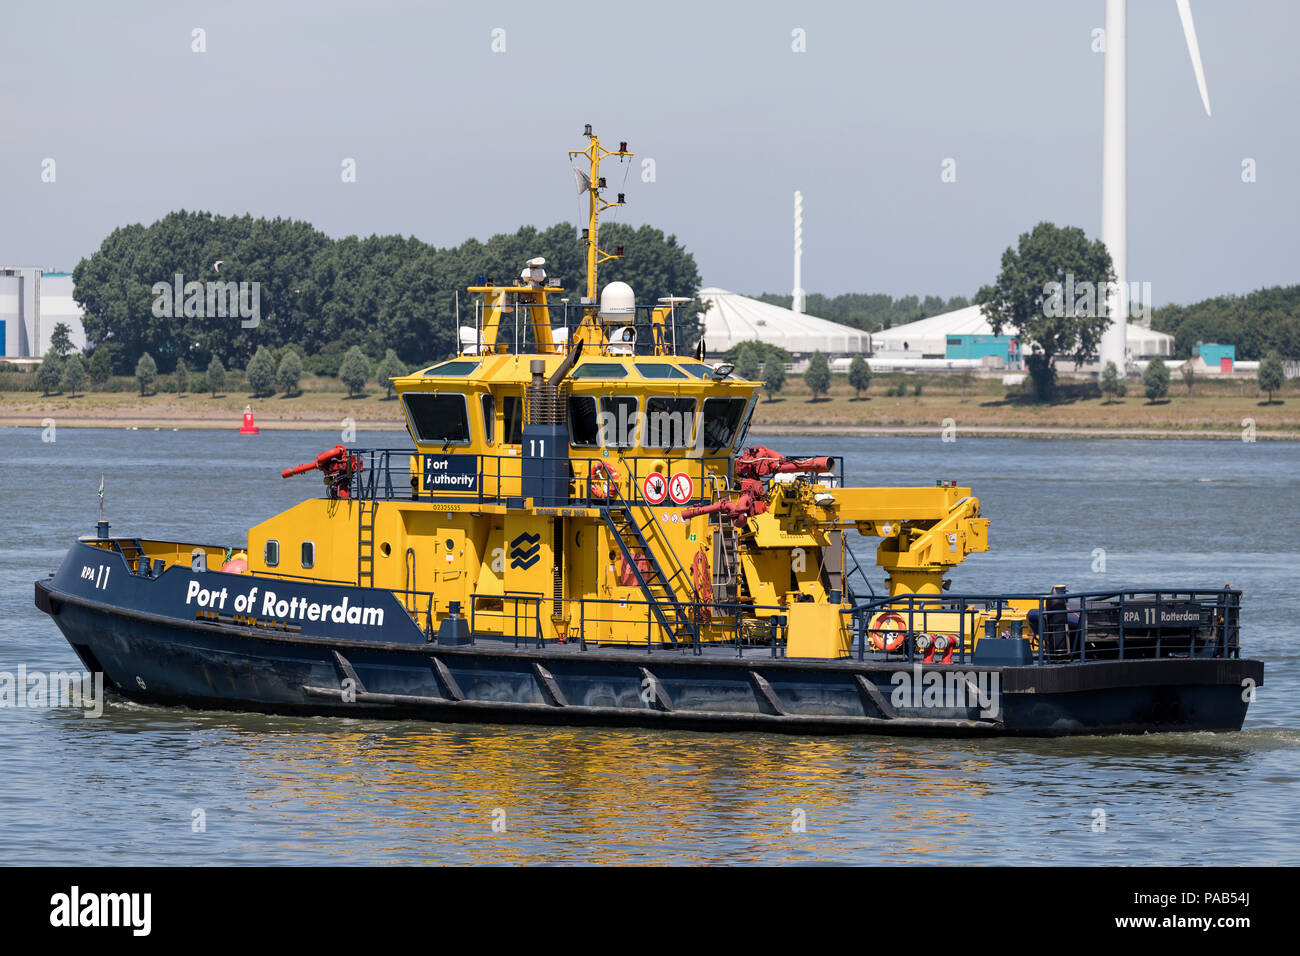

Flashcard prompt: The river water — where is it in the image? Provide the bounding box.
[1,427,1296,865]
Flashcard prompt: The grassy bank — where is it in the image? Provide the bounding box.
[1,370,1296,437]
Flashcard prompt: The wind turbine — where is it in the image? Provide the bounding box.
[1098,0,1212,374]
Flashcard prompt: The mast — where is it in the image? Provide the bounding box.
[568,125,632,301]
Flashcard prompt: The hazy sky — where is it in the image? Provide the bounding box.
[2,0,1295,307]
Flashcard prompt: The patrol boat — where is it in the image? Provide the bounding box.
[34,128,1262,736]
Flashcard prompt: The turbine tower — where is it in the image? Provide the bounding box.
[792,190,805,314]
[1098,0,1212,374]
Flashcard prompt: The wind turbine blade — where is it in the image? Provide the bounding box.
[1175,0,1212,116]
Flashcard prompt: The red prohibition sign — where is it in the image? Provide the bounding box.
[668,471,694,505]
[642,472,668,505]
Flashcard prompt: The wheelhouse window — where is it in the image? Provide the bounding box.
[700,397,749,451]
[481,393,495,444]
[600,396,638,448]
[678,362,712,378]
[568,396,600,448]
[423,360,480,377]
[501,395,523,444]
[635,362,688,380]
[644,397,697,449]
[403,393,472,445]
[264,539,280,568]
[301,541,315,569]
[570,362,628,380]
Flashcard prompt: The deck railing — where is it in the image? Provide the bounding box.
[848,587,1242,665]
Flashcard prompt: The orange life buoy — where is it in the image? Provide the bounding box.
[868,611,908,652]
[589,461,619,499]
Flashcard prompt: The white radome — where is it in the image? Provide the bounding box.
[599,281,635,323]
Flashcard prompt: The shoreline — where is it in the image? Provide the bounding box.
[1,414,1293,440]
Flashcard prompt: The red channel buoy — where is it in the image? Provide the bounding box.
[238,405,259,435]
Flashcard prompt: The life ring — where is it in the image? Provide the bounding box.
[589,461,619,499]
[868,611,908,652]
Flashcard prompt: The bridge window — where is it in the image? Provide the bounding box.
[264,539,280,568]
[677,362,712,378]
[423,360,480,376]
[481,393,495,444]
[301,541,315,569]
[568,396,600,448]
[502,395,523,444]
[600,396,638,448]
[700,397,749,450]
[403,393,471,445]
[644,397,697,449]
[570,362,628,379]
[635,362,688,379]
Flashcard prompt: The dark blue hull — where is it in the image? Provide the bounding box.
[33,541,1262,737]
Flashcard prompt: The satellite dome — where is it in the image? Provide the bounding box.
[599,281,635,323]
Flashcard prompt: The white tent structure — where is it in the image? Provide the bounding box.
[874,304,1173,360]
[698,288,869,355]
[870,305,992,356]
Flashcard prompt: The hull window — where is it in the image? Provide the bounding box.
[265,539,280,568]
[301,541,315,570]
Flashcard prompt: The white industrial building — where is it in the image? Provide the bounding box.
[0,267,86,360]
[872,304,1173,367]
[698,288,869,356]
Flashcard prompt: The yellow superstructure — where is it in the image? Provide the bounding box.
[244,127,996,658]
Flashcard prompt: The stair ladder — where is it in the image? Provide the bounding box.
[358,500,376,587]
[601,497,698,647]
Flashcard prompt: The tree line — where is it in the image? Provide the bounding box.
[753,292,971,331]
[71,211,703,376]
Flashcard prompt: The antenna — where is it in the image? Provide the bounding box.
[568,126,632,302]
[96,473,109,539]
[792,190,805,314]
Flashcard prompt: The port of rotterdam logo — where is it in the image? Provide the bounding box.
[510,532,541,570]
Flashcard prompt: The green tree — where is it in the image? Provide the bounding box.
[135,352,157,396]
[36,354,64,396]
[1143,356,1170,401]
[1100,361,1125,403]
[762,356,785,398]
[376,349,406,399]
[246,345,276,397]
[848,354,872,399]
[1258,352,1285,403]
[975,221,1115,401]
[88,347,113,387]
[735,343,763,380]
[276,350,303,396]
[60,355,86,397]
[175,358,189,395]
[338,346,371,397]
[1181,360,1195,396]
[804,351,831,401]
[49,322,75,359]
[207,356,226,397]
